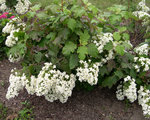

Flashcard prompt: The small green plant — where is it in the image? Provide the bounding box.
[0,102,8,119]
[14,101,34,120]
[0,81,5,87]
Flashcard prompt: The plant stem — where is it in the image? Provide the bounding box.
[61,0,63,12]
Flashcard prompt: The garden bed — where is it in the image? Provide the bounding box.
[0,60,147,120]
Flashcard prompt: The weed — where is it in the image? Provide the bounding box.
[14,101,34,120]
[0,102,8,119]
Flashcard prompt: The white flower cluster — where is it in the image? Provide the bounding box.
[134,44,149,55]
[6,63,76,103]
[2,18,25,47]
[93,33,113,54]
[133,0,150,32]
[138,86,150,117]
[137,0,150,12]
[15,0,31,14]
[5,29,20,47]
[0,0,7,11]
[76,60,100,85]
[8,53,23,63]
[134,57,150,72]
[2,18,26,62]
[0,0,31,13]
[116,76,137,103]
[6,68,27,99]
[116,82,124,100]
[92,33,116,66]
[133,11,150,19]
[36,63,76,103]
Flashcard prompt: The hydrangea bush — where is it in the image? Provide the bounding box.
[1,0,150,118]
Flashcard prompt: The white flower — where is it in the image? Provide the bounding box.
[15,0,31,14]
[134,44,149,55]
[3,17,26,48]
[138,86,150,117]
[76,60,100,85]
[0,0,5,4]
[133,0,150,33]
[5,29,20,47]
[2,23,15,34]
[137,0,150,12]
[36,62,76,103]
[0,3,7,11]
[6,70,27,99]
[116,76,137,103]
[134,57,150,72]
[93,33,113,54]
[8,53,23,63]
[116,82,124,100]
[6,63,76,103]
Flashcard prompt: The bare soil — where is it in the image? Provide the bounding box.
[0,60,148,120]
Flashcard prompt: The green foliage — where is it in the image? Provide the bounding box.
[0,102,8,119]
[0,16,10,60]
[15,101,34,120]
[87,43,99,58]
[115,45,125,56]
[77,46,88,60]
[67,18,77,31]
[62,41,77,56]
[79,30,90,46]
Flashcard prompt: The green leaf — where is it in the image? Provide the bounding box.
[125,52,134,61]
[67,18,77,31]
[30,4,41,11]
[122,41,132,50]
[48,44,59,57]
[115,70,124,79]
[104,41,113,50]
[115,45,125,56]
[45,4,60,14]
[113,32,121,41]
[62,41,77,56]
[99,66,108,76]
[37,12,49,19]
[46,32,56,41]
[107,60,116,72]
[58,58,71,73]
[79,30,90,45]
[119,27,127,33]
[71,6,86,17]
[123,33,130,40]
[87,43,99,58]
[102,75,119,88]
[27,11,36,18]
[69,54,79,69]
[34,52,43,63]
[77,46,88,60]
[130,69,137,78]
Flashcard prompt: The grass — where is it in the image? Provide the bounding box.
[30,0,150,9]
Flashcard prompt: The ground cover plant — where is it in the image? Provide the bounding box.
[0,0,150,118]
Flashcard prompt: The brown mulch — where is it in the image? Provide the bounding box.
[0,60,147,120]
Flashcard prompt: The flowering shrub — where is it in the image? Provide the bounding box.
[1,0,150,118]
[0,12,15,59]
